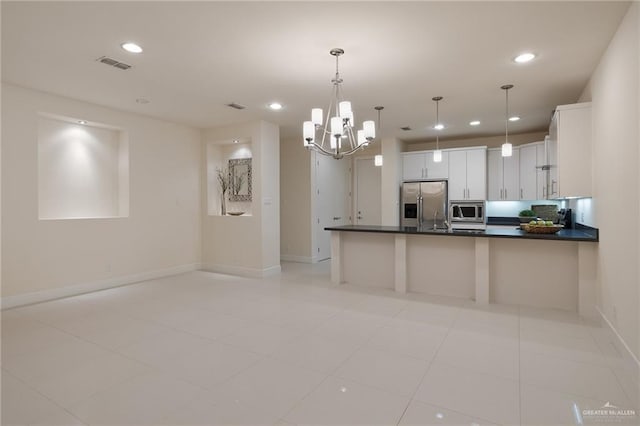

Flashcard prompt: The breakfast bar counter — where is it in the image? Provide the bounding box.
[325,224,599,242]
[325,224,599,317]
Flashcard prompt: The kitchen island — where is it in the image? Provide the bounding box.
[325,224,598,316]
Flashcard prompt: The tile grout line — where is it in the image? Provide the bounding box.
[395,303,462,426]
[518,304,522,426]
[1,367,88,425]
[278,298,412,424]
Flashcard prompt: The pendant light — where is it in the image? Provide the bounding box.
[432,96,443,162]
[373,106,384,166]
[501,84,514,157]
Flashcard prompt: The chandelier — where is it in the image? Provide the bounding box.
[303,48,377,159]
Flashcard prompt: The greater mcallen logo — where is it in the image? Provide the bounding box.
[582,402,636,422]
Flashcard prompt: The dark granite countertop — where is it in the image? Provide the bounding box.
[324,224,598,242]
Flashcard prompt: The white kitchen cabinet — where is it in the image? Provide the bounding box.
[425,151,449,179]
[466,148,487,200]
[547,102,592,198]
[448,148,486,200]
[402,152,425,181]
[402,151,448,181]
[448,150,467,200]
[519,143,538,200]
[536,141,547,199]
[488,147,520,201]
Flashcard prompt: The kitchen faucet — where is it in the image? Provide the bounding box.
[433,210,450,231]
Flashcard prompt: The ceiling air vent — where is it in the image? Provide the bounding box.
[401,126,412,131]
[226,102,246,110]
[96,56,132,70]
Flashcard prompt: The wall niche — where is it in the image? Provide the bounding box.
[38,114,129,220]
[206,138,253,216]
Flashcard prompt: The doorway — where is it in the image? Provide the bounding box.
[354,157,381,225]
[314,153,351,261]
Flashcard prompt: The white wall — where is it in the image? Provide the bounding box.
[1,83,202,299]
[37,115,128,219]
[280,137,312,261]
[380,137,402,226]
[201,120,280,276]
[580,3,639,359]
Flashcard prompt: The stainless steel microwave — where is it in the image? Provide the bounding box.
[449,200,486,229]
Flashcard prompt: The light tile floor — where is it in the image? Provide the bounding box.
[2,261,639,425]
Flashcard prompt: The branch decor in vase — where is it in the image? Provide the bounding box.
[216,167,229,215]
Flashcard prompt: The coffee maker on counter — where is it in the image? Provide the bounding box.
[558,208,573,229]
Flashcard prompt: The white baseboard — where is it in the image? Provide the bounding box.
[1,263,201,310]
[202,263,281,278]
[596,306,640,368]
[280,255,313,264]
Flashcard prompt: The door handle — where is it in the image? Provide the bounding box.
[500,188,503,199]
[505,188,508,199]
[333,217,341,221]
[520,188,523,199]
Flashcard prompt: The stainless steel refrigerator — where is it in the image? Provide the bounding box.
[401,181,448,228]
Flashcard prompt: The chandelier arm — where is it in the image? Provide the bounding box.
[319,87,337,151]
[310,142,341,158]
[339,144,366,157]
[345,124,357,150]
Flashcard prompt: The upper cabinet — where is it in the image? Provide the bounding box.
[448,148,486,200]
[519,142,547,200]
[402,150,449,181]
[547,102,592,198]
[488,148,520,201]
[519,144,537,200]
[536,142,547,199]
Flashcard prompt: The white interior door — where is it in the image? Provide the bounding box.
[315,154,351,261]
[355,157,381,225]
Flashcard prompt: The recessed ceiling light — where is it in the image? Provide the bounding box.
[469,120,481,126]
[78,120,87,125]
[509,116,521,122]
[121,42,143,54]
[514,52,536,63]
[434,123,444,130]
[269,102,283,110]
[233,139,239,144]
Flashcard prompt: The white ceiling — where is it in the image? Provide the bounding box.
[1,1,630,143]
